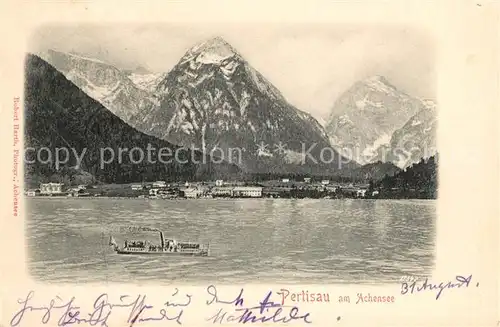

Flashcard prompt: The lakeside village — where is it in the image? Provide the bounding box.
[25,178,380,199]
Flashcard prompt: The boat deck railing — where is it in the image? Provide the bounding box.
[122,244,209,252]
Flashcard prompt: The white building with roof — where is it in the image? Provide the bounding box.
[212,187,233,197]
[40,183,65,195]
[153,181,167,188]
[357,189,367,197]
[232,186,263,198]
[183,188,203,198]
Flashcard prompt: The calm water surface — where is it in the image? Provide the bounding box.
[27,198,435,284]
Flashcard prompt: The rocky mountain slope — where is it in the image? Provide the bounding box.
[38,49,158,124]
[374,100,437,168]
[24,54,241,186]
[325,76,430,165]
[127,71,167,93]
[131,37,356,174]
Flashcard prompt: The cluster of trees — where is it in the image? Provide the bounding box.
[374,156,438,199]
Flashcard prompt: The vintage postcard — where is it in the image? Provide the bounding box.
[1,1,498,326]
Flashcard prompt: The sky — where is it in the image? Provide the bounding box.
[30,23,435,120]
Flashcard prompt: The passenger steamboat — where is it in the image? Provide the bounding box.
[109,230,210,256]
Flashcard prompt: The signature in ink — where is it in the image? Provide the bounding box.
[401,274,475,299]
[206,285,244,306]
[10,289,191,327]
[205,285,312,324]
[129,289,189,326]
[10,291,115,327]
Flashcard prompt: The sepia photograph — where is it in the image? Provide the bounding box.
[2,1,499,326]
[24,24,438,284]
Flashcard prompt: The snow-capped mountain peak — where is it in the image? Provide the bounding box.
[181,36,239,65]
[132,37,355,174]
[40,49,158,124]
[191,36,236,55]
[422,99,437,110]
[63,51,108,64]
[365,75,388,83]
[362,75,400,96]
[127,72,167,92]
[325,75,428,165]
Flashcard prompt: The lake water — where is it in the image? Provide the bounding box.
[26,198,435,284]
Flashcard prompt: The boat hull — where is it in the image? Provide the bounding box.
[114,248,209,256]
[109,232,210,256]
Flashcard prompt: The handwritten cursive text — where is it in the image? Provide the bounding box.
[205,285,312,324]
[10,290,191,327]
[400,274,475,300]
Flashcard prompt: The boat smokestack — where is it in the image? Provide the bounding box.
[160,231,165,248]
[109,236,118,250]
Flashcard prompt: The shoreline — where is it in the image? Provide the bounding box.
[24,196,436,201]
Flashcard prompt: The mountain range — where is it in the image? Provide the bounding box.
[24,54,241,187]
[38,49,160,125]
[325,76,436,168]
[41,38,357,175]
[132,37,357,174]
[373,100,437,168]
[32,36,436,181]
